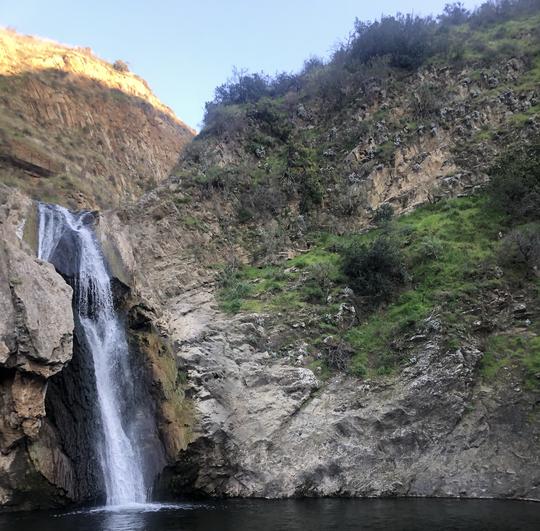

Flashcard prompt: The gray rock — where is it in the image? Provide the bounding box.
[0,186,75,509]
[150,289,539,501]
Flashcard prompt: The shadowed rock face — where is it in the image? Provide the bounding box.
[0,187,75,509]
[44,334,104,503]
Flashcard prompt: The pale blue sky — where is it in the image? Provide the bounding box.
[1,0,480,129]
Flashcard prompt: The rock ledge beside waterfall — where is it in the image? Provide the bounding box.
[0,186,75,509]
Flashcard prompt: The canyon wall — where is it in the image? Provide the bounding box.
[0,185,76,509]
[0,11,539,511]
[0,29,194,209]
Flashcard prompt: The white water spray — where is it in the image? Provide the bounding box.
[38,203,147,506]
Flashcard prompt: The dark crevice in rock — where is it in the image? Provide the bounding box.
[44,328,104,503]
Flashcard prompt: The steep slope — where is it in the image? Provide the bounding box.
[0,29,194,209]
[0,0,539,511]
[100,3,540,500]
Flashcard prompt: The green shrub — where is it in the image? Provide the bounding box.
[217,263,250,313]
[414,235,445,263]
[340,236,407,306]
[438,2,470,26]
[469,0,540,29]
[299,171,324,212]
[112,59,129,73]
[248,97,292,141]
[284,142,324,211]
[203,67,301,121]
[375,141,396,165]
[202,104,247,136]
[498,224,540,276]
[182,139,206,164]
[373,203,395,225]
[410,83,441,119]
[251,224,288,264]
[213,69,270,105]
[488,139,540,222]
[238,183,286,222]
[303,263,334,303]
[237,206,254,224]
[306,61,351,109]
[348,14,446,70]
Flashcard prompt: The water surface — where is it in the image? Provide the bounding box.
[0,498,538,531]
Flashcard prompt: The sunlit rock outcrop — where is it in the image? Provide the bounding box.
[0,29,195,209]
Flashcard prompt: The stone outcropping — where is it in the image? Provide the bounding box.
[148,291,539,501]
[0,186,76,509]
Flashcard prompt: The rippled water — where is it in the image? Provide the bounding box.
[0,499,538,531]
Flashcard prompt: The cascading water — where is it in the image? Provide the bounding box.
[38,203,147,506]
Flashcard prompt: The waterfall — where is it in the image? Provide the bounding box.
[38,203,147,506]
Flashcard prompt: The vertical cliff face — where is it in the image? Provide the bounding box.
[0,29,195,210]
[0,185,76,509]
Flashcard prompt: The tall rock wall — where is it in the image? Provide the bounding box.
[100,181,539,502]
[0,185,77,509]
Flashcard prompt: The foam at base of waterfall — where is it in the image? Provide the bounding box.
[85,502,202,513]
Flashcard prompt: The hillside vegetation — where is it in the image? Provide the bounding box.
[153,0,540,390]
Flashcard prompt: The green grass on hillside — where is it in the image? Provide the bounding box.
[481,330,540,390]
[218,195,538,381]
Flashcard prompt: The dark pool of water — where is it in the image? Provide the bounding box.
[0,498,538,531]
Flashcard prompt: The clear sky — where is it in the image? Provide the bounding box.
[1,0,481,130]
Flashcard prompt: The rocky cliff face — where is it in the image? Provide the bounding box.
[0,185,76,509]
[99,126,538,501]
[0,6,539,512]
[0,29,194,209]
[155,300,539,500]
[101,212,540,501]
[97,11,539,501]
